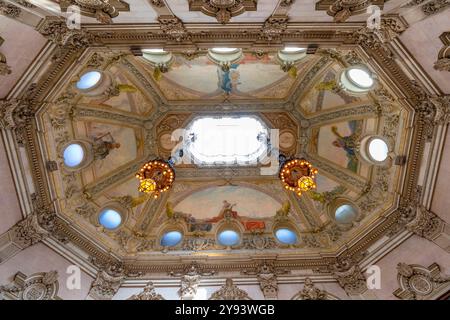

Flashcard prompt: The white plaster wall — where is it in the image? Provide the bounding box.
[0,243,93,300]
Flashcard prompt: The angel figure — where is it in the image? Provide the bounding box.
[331,120,362,172]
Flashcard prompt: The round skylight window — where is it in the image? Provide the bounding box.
[160,231,183,247]
[99,208,122,230]
[368,138,389,162]
[335,204,358,224]
[142,48,166,54]
[282,47,306,54]
[76,71,102,90]
[218,230,240,246]
[211,47,239,54]
[275,228,298,245]
[347,68,374,89]
[63,143,85,168]
[339,65,376,94]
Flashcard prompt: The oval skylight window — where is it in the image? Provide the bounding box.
[218,230,240,246]
[368,138,389,162]
[63,143,85,168]
[347,67,374,88]
[211,47,238,54]
[76,71,102,90]
[275,228,298,245]
[282,47,306,53]
[335,204,358,224]
[99,209,122,230]
[160,231,183,247]
[142,48,166,54]
[185,116,268,165]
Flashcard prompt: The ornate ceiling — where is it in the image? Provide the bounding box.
[0,0,449,298]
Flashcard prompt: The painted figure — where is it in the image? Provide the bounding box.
[331,120,361,172]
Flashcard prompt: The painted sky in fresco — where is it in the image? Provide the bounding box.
[174,186,281,219]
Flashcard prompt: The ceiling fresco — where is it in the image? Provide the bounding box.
[1,0,449,300]
[138,52,317,101]
[33,45,410,260]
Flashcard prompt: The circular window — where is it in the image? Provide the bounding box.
[347,68,374,88]
[211,47,239,54]
[335,204,358,224]
[217,230,240,246]
[99,208,122,230]
[368,138,389,162]
[142,48,166,54]
[160,231,183,247]
[275,228,298,245]
[76,71,102,90]
[281,47,306,54]
[63,143,85,168]
[339,65,376,94]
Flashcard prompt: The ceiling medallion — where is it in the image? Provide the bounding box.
[188,0,257,24]
[279,158,318,197]
[135,159,175,199]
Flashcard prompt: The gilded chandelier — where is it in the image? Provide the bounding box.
[135,160,175,199]
[279,158,318,197]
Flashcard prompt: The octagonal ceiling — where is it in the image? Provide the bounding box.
[34,44,410,262]
[1,0,448,280]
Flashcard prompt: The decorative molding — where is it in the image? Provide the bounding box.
[89,270,124,300]
[0,0,21,18]
[405,207,448,250]
[434,32,450,72]
[158,15,190,42]
[188,0,257,24]
[170,262,215,299]
[242,260,289,299]
[402,0,450,16]
[259,15,288,41]
[36,17,99,50]
[0,271,60,300]
[394,263,450,300]
[324,253,368,296]
[209,278,251,300]
[58,0,130,24]
[127,282,165,300]
[291,278,335,300]
[315,0,386,22]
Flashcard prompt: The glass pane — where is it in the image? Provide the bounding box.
[347,68,373,88]
[369,138,388,162]
[76,71,102,90]
[99,209,122,229]
[211,47,238,53]
[63,143,84,167]
[160,231,183,247]
[275,228,298,244]
[335,204,357,224]
[218,230,240,246]
[186,116,268,165]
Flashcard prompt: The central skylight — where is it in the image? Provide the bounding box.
[185,116,268,165]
